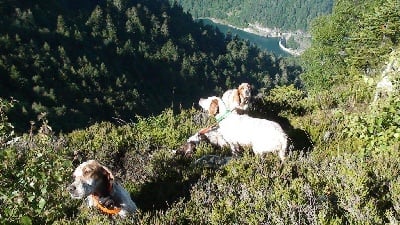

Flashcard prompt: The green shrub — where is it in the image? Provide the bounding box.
[2,99,400,225]
[264,84,308,116]
[0,131,74,224]
[0,98,16,146]
[251,85,309,119]
[66,108,204,164]
[341,96,400,154]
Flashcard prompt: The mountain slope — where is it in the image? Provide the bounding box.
[0,0,301,132]
[1,0,400,224]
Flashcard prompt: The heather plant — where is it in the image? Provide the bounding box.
[153,146,400,225]
[0,122,74,224]
[263,84,308,116]
[130,108,208,151]
[341,96,400,154]
[1,100,400,225]
[0,98,15,146]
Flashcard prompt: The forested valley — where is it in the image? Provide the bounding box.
[170,0,333,31]
[0,0,301,133]
[1,0,400,224]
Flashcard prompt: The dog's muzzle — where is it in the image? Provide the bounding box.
[67,183,90,199]
[67,184,78,197]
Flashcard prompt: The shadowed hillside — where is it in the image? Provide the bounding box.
[0,0,301,133]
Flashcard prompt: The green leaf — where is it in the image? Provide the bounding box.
[20,216,32,225]
[368,126,374,134]
[38,198,46,209]
[28,195,35,202]
[41,187,47,195]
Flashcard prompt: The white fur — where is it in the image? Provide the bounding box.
[187,127,229,148]
[68,160,137,217]
[222,83,252,113]
[199,96,288,160]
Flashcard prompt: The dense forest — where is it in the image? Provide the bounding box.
[1,0,400,224]
[0,0,301,133]
[170,0,333,31]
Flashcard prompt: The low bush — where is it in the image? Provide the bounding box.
[1,85,400,224]
[0,131,74,224]
[0,98,16,146]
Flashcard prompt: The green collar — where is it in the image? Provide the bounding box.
[216,110,232,122]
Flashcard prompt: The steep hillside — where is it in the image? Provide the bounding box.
[170,0,333,31]
[1,0,399,224]
[0,0,301,132]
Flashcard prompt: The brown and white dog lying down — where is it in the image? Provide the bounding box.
[222,82,252,114]
[67,160,137,217]
[196,96,288,161]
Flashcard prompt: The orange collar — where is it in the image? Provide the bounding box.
[91,194,122,215]
[199,126,212,135]
[199,125,219,135]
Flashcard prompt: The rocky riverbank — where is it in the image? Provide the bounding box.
[278,39,302,56]
[200,17,309,56]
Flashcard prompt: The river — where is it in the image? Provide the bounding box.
[198,18,289,57]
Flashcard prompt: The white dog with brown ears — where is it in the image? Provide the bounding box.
[198,96,288,160]
[222,82,252,114]
[67,160,137,217]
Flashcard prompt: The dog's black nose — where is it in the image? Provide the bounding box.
[67,184,76,193]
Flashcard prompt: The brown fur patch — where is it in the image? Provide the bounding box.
[232,89,240,105]
[82,161,114,191]
[209,99,220,116]
[238,83,250,97]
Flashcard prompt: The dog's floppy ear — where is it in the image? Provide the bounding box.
[209,98,219,116]
[100,164,115,184]
[232,89,240,104]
